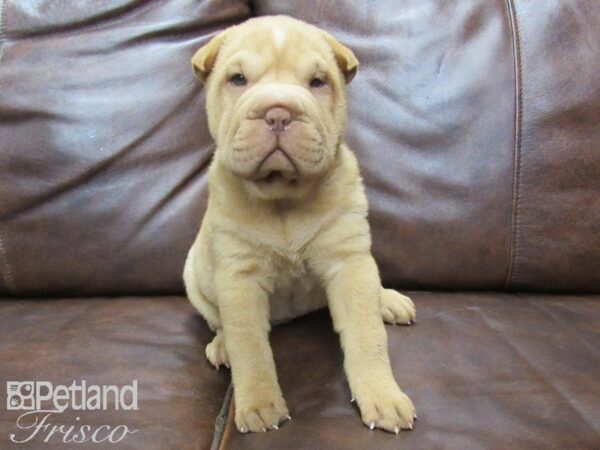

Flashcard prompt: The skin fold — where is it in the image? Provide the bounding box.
[184,15,417,434]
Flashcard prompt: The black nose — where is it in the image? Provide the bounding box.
[264,107,292,132]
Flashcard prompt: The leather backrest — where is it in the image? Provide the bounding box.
[0,0,249,295]
[253,0,600,292]
[1,0,598,296]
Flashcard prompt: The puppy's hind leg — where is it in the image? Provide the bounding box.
[184,249,229,368]
[206,330,230,369]
[381,288,416,326]
[184,248,221,331]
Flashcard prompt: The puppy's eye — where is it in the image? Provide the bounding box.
[229,74,247,86]
[309,77,326,88]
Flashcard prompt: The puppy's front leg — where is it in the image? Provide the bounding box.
[324,255,416,433]
[215,274,289,433]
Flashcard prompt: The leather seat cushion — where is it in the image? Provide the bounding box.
[0,296,229,450]
[219,292,600,449]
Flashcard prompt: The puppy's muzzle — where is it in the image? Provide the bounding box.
[227,84,327,181]
[252,106,298,181]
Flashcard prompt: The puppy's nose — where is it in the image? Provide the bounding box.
[264,107,292,132]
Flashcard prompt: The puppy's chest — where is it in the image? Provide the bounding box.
[266,249,326,324]
[268,248,312,286]
[237,211,334,322]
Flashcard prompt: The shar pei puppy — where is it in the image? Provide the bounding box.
[184,15,417,435]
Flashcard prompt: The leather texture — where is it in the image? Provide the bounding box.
[0,0,250,296]
[1,2,600,448]
[0,296,230,450]
[254,0,517,291]
[1,0,599,295]
[220,292,600,450]
[503,0,600,291]
[1,293,598,449]
[251,1,600,293]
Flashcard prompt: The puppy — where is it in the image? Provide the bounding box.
[184,16,417,434]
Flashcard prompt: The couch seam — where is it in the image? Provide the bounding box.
[0,0,16,295]
[0,0,247,42]
[503,0,523,290]
[210,382,233,450]
[0,225,17,294]
[3,0,161,41]
[0,0,5,64]
[219,385,235,450]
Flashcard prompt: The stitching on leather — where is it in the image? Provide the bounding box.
[3,0,161,40]
[0,0,248,42]
[0,0,16,295]
[0,0,6,65]
[0,225,18,294]
[503,0,523,289]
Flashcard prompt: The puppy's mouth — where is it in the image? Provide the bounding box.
[252,147,299,184]
[255,170,298,186]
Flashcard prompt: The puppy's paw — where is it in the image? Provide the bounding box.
[235,391,290,433]
[381,289,416,325]
[205,332,229,369]
[354,381,416,433]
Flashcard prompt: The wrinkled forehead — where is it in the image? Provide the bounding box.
[218,22,334,77]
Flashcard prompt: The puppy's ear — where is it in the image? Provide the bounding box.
[322,31,359,83]
[191,30,229,83]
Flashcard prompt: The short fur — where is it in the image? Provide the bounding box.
[184,16,417,434]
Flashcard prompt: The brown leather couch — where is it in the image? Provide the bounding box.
[1,1,599,449]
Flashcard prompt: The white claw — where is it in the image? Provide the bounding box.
[369,422,375,430]
[408,422,413,430]
[272,424,279,430]
[351,397,355,403]
[262,427,267,432]
[286,415,292,421]
[240,426,247,433]
[394,426,399,435]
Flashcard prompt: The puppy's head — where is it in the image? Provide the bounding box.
[192,16,358,200]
